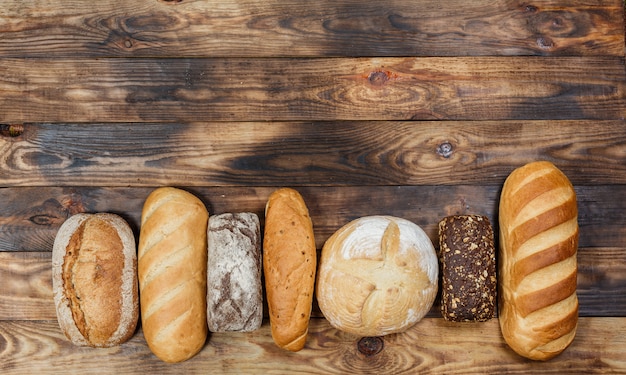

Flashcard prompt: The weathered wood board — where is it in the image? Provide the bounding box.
[1,0,625,373]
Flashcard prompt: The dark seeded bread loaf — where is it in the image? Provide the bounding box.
[438,214,496,322]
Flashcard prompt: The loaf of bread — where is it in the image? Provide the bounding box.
[52,213,138,347]
[499,161,579,360]
[207,212,263,332]
[138,187,209,363]
[317,216,438,337]
[438,215,496,322]
[263,188,316,351]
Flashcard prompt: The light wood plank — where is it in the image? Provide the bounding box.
[0,0,622,58]
[0,318,624,374]
[1,121,625,187]
[1,57,624,123]
[1,246,623,321]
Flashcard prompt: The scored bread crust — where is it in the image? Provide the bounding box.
[263,188,316,352]
[317,216,438,336]
[138,187,209,363]
[52,213,138,347]
[498,161,579,360]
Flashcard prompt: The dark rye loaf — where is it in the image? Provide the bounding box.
[438,215,496,322]
[207,212,263,332]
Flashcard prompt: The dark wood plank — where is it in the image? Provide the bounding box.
[1,121,625,187]
[0,318,624,373]
[0,0,622,58]
[2,246,623,321]
[1,57,624,123]
[0,185,623,251]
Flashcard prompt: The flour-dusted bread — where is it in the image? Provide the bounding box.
[52,213,138,347]
[499,161,579,361]
[438,215,496,322]
[317,216,438,337]
[138,187,209,363]
[207,212,262,332]
[263,188,316,351]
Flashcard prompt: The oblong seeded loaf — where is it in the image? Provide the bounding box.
[263,188,316,352]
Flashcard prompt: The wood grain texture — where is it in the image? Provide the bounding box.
[1,185,625,252]
[1,121,625,187]
[1,57,624,123]
[0,0,624,372]
[0,318,625,374]
[0,252,54,321]
[1,248,624,321]
[0,0,622,58]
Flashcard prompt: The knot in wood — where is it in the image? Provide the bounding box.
[537,36,555,50]
[368,71,389,86]
[437,141,454,158]
[524,5,538,13]
[357,336,384,356]
[0,124,24,137]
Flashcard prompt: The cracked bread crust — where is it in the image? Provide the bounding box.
[207,212,262,332]
[52,213,138,347]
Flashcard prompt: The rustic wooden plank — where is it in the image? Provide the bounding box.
[0,0,622,58]
[1,185,624,252]
[1,57,624,123]
[0,252,53,321]
[0,318,624,374]
[2,246,623,320]
[1,121,625,187]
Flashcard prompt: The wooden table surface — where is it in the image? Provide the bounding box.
[1,0,625,373]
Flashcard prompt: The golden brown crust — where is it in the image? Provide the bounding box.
[138,187,209,363]
[263,188,316,351]
[498,161,578,360]
[317,216,438,335]
[52,213,138,347]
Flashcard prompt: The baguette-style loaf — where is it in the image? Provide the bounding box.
[498,161,579,361]
[138,187,209,363]
[207,212,263,332]
[52,213,138,347]
[263,188,316,352]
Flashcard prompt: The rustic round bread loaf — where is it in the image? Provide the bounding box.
[317,216,438,337]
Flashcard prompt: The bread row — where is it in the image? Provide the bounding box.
[51,161,579,362]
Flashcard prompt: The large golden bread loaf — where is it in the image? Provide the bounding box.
[317,215,438,337]
[138,187,209,363]
[498,161,579,361]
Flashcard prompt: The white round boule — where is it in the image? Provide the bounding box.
[316,215,438,336]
